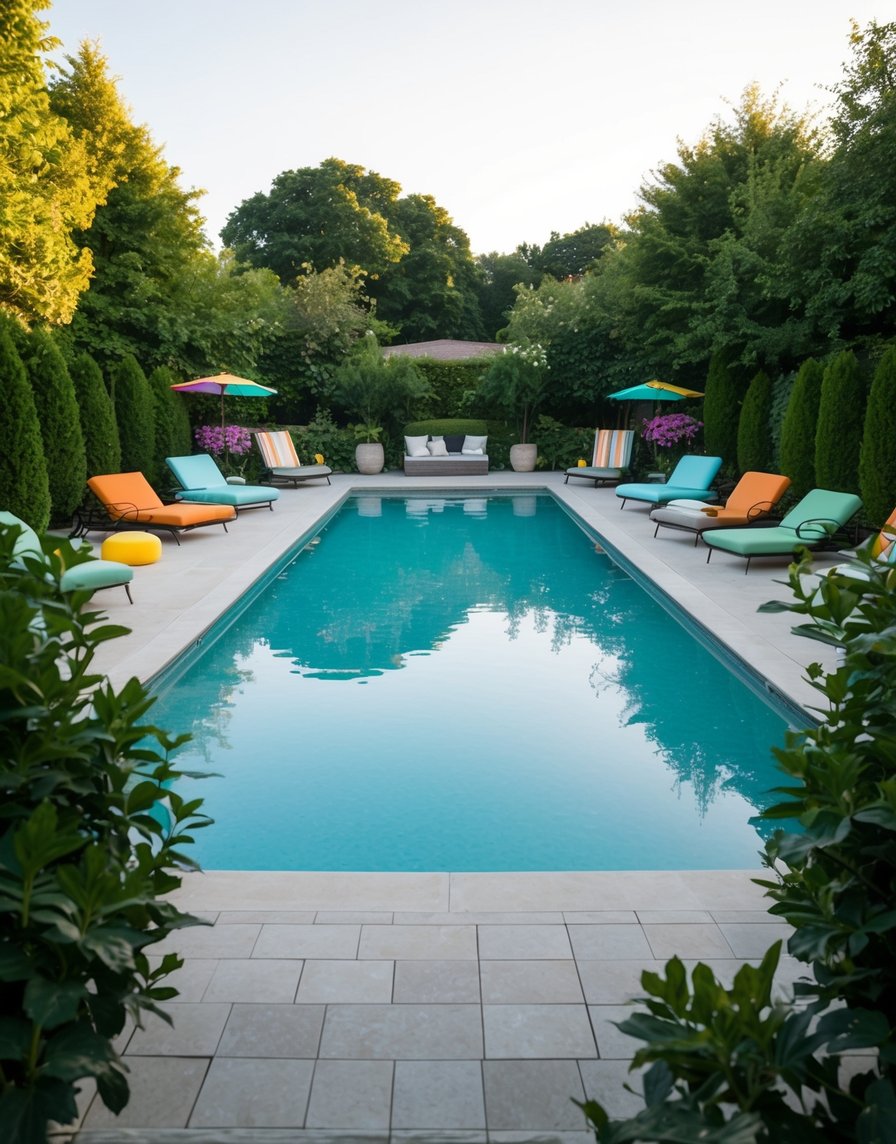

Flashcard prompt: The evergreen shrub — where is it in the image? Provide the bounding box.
[815,350,866,494]
[112,355,155,476]
[148,366,192,485]
[779,358,823,499]
[409,358,492,418]
[768,371,794,471]
[702,349,742,471]
[858,345,896,527]
[0,330,50,531]
[736,369,772,473]
[21,328,86,523]
[69,354,121,478]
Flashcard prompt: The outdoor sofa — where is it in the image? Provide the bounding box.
[403,429,489,476]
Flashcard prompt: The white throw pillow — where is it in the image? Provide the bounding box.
[404,434,430,458]
[462,434,488,454]
[427,438,449,456]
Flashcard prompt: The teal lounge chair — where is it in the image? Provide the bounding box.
[615,455,723,509]
[0,511,134,603]
[703,488,863,573]
[166,454,280,511]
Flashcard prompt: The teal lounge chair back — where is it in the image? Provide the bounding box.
[666,455,722,489]
[779,488,864,539]
[0,511,134,601]
[167,453,228,490]
[0,510,42,560]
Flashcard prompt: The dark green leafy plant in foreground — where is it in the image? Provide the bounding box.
[581,545,896,1142]
[0,523,210,1142]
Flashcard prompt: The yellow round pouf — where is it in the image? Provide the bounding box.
[101,530,162,566]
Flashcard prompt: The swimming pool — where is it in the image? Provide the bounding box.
[150,492,794,871]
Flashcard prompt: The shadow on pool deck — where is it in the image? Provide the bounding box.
[66,471,829,1142]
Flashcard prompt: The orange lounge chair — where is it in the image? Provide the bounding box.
[81,472,236,545]
[650,471,791,544]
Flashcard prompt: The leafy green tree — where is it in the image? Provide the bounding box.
[112,355,154,475]
[0,2,106,325]
[779,358,823,497]
[0,329,50,530]
[69,353,121,477]
[333,335,431,445]
[477,343,549,444]
[148,366,191,485]
[701,349,743,466]
[815,350,866,493]
[858,345,896,525]
[20,328,87,522]
[0,525,209,1143]
[373,193,485,341]
[475,251,539,339]
[783,21,896,351]
[221,158,408,285]
[519,222,618,279]
[736,369,772,472]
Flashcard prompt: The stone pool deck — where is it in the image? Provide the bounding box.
[65,471,837,1143]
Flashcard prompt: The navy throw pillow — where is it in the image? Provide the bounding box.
[444,434,464,453]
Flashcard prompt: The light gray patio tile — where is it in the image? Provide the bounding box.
[315,911,394,924]
[216,910,317,924]
[480,960,583,1004]
[189,1057,313,1127]
[319,1004,482,1059]
[393,911,563,925]
[81,1057,208,1128]
[392,1060,485,1129]
[567,924,652,961]
[636,910,713,924]
[253,923,361,959]
[391,1135,484,1144]
[306,1060,393,1129]
[393,959,481,1003]
[483,1004,596,1059]
[478,924,572,960]
[679,871,770,912]
[358,924,477,960]
[203,958,302,1002]
[483,1059,586,1130]
[563,911,638,925]
[489,1133,593,1143]
[710,910,783,924]
[217,1003,325,1057]
[124,1003,230,1056]
[576,960,661,1004]
[643,923,734,960]
[145,957,217,1003]
[717,922,793,958]
[578,1059,646,1118]
[588,1005,642,1059]
[297,960,394,1003]
[150,922,260,959]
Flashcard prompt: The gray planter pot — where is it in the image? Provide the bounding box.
[355,442,385,475]
[509,443,537,472]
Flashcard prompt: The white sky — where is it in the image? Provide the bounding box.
[45,0,890,256]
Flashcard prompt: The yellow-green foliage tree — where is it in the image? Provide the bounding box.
[0,2,109,325]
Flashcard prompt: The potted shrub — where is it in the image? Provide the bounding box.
[334,336,430,474]
[478,343,548,471]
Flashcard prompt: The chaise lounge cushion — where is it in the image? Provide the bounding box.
[87,472,237,532]
[616,455,723,507]
[166,454,279,510]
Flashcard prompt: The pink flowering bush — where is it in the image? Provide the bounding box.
[641,413,703,474]
[194,424,253,476]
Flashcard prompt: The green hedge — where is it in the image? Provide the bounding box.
[408,359,492,418]
[403,418,488,438]
[858,345,896,526]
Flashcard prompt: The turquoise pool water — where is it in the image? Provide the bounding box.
[150,492,794,871]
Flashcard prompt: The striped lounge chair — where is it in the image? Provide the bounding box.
[564,429,634,487]
[255,431,332,487]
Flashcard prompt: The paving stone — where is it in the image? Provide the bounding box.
[358,924,477,960]
[575,959,661,1005]
[124,1004,230,1056]
[203,958,302,1002]
[145,957,217,1003]
[151,923,260,959]
[478,925,572,960]
[579,1058,646,1117]
[717,921,793,958]
[81,1057,209,1128]
[253,923,361,959]
[482,1059,586,1130]
[643,923,734,959]
[189,1057,313,1126]
[393,959,481,1003]
[297,959,394,1003]
[567,925,652,960]
[588,1005,642,1059]
[483,1004,596,1059]
[480,960,583,1004]
[319,1003,483,1059]
[392,1060,486,1129]
[217,1003,325,1057]
[305,1060,393,1129]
